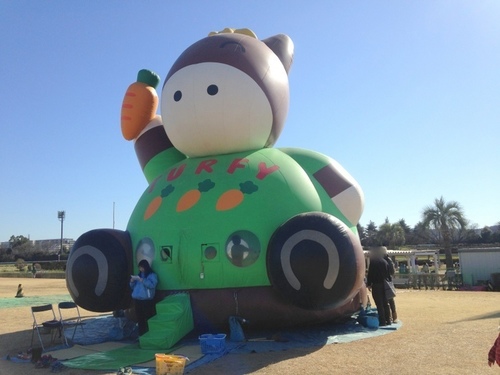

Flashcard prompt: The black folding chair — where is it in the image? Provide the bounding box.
[58,301,85,345]
[31,304,63,351]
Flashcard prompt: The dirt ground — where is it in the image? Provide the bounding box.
[1,277,499,375]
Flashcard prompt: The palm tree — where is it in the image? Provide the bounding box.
[421,196,467,269]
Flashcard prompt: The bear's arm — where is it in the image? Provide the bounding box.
[279,147,364,226]
[134,116,186,184]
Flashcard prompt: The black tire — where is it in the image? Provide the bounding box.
[66,229,133,312]
[267,212,364,310]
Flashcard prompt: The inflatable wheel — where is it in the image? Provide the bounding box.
[66,229,133,312]
[267,212,364,310]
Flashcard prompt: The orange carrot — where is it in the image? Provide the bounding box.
[144,196,163,220]
[176,189,202,212]
[121,69,160,140]
[216,189,245,211]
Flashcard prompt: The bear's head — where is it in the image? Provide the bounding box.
[161,29,294,158]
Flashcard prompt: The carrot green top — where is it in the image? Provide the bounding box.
[137,69,160,88]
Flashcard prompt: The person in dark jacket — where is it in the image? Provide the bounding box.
[130,259,158,335]
[384,251,398,323]
[367,247,391,326]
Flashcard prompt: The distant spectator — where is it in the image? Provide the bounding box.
[422,263,430,289]
[15,284,24,298]
[384,251,398,323]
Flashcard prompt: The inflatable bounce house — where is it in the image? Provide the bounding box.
[66,28,366,349]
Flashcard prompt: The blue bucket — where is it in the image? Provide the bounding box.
[365,314,379,328]
[357,309,379,329]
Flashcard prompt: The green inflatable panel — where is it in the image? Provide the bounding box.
[139,293,194,350]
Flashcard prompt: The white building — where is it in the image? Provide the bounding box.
[458,247,500,286]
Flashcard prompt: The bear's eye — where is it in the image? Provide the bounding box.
[174,90,182,102]
[207,85,218,96]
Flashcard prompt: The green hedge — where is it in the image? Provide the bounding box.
[0,272,65,279]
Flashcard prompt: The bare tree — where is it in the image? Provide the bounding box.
[377,219,405,249]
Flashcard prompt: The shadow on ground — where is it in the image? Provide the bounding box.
[448,310,500,324]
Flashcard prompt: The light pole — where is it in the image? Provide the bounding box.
[57,211,65,261]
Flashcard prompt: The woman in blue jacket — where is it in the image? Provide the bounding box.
[130,259,158,335]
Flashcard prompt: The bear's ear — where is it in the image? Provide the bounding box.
[262,34,294,75]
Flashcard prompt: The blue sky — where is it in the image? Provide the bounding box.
[1,1,499,242]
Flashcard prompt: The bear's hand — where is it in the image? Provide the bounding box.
[121,69,160,140]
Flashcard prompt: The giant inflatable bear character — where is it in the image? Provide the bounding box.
[66,28,366,343]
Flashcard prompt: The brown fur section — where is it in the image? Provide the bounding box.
[135,125,175,170]
[157,287,362,333]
